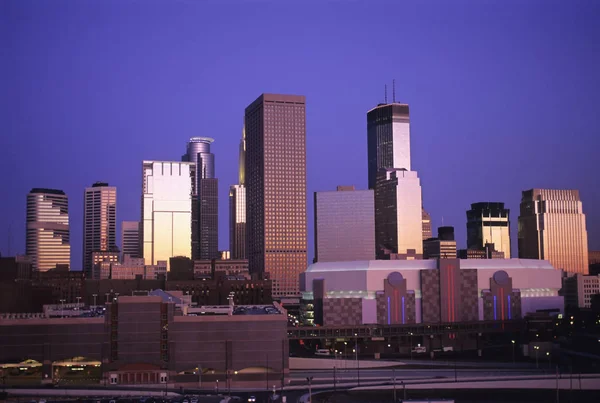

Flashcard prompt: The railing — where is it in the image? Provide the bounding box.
[287,320,525,339]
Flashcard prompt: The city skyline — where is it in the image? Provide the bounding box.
[2,1,599,269]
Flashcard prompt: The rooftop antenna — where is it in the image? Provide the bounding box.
[7,223,11,256]
[384,84,388,104]
[392,79,396,103]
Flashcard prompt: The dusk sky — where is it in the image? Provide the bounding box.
[1,0,599,269]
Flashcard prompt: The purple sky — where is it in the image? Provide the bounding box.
[1,0,599,269]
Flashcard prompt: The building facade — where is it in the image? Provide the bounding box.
[518,189,589,274]
[467,202,511,259]
[229,125,247,260]
[422,208,432,240]
[0,297,288,387]
[83,182,117,276]
[314,186,375,263]
[367,103,411,189]
[229,185,246,260]
[183,137,219,260]
[245,93,307,298]
[26,188,71,271]
[141,161,193,270]
[300,259,563,326]
[423,227,457,259]
[121,221,140,259]
[375,169,423,258]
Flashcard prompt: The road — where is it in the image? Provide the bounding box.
[290,367,541,384]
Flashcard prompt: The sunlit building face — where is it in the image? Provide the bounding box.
[26,188,71,271]
[518,189,589,274]
[83,183,117,275]
[141,161,193,270]
[245,93,307,297]
[375,169,423,258]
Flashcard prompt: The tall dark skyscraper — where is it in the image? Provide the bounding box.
[229,122,247,259]
[245,93,307,298]
[368,100,423,258]
[83,182,117,276]
[466,202,511,258]
[183,137,219,260]
[26,188,70,271]
[367,103,411,190]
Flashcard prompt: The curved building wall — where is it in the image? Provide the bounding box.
[26,189,71,271]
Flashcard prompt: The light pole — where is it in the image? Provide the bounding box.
[547,352,551,370]
[76,296,81,307]
[59,299,65,317]
[92,294,97,307]
[511,340,516,365]
[354,333,360,386]
[534,346,540,369]
[409,332,413,360]
[306,376,313,403]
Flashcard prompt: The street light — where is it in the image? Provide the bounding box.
[92,294,97,307]
[306,376,313,403]
[534,346,540,369]
[59,299,65,317]
[546,352,551,370]
[511,340,516,365]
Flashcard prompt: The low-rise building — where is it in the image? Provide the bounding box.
[0,295,288,387]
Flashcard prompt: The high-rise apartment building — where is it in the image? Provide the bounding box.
[518,189,589,274]
[183,137,219,260]
[374,169,423,258]
[245,93,307,297]
[83,182,117,276]
[121,221,140,259]
[230,124,247,260]
[141,161,193,270]
[367,103,411,189]
[467,202,511,258]
[314,186,375,262]
[26,188,70,271]
[422,208,432,240]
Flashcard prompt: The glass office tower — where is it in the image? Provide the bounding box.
[141,161,193,270]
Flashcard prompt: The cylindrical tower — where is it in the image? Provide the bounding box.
[185,137,215,180]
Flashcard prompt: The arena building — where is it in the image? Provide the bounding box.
[300,258,563,326]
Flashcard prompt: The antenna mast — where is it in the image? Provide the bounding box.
[392,79,396,103]
[384,84,388,104]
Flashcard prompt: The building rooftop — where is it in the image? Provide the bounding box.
[29,188,65,195]
[306,259,556,273]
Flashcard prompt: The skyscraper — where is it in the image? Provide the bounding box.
[374,169,423,258]
[314,186,375,262]
[121,221,140,259]
[245,93,307,298]
[229,185,246,260]
[141,161,193,270]
[368,99,423,259]
[230,123,247,260]
[83,182,117,276]
[467,202,511,258]
[183,137,219,260]
[518,189,589,274]
[367,103,411,189]
[26,188,70,271]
